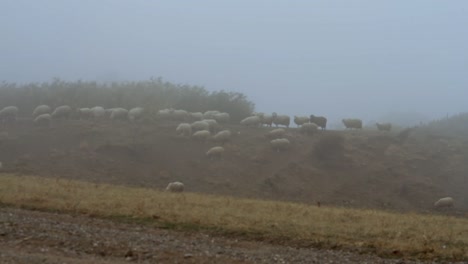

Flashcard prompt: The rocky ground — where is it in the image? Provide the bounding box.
[0,207,459,264]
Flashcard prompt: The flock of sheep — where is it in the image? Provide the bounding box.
[0,105,454,208]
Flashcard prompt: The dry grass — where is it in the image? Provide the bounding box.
[0,173,467,261]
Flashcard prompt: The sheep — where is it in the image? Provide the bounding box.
[300,122,319,135]
[157,108,173,120]
[260,114,273,127]
[202,119,219,133]
[192,130,211,141]
[76,108,92,119]
[110,108,129,121]
[34,113,51,127]
[240,116,261,127]
[190,112,204,121]
[91,106,106,119]
[376,122,392,131]
[32,105,51,118]
[51,105,72,119]
[176,123,192,137]
[166,181,184,192]
[214,112,230,123]
[206,146,224,159]
[272,112,290,128]
[270,138,290,152]
[434,197,454,208]
[203,110,220,120]
[0,106,19,123]
[294,116,310,127]
[172,109,189,121]
[191,120,210,132]
[342,118,363,129]
[212,130,231,144]
[266,128,286,139]
[309,115,327,130]
[128,107,144,122]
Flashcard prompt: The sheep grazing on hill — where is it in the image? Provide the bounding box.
[128,107,144,122]
[91,106,106,119]
[166,181,184,192]
[34,113,51,127]
[300,123,319,135]
[376,122,392,131]
[0,106,19,123]
[157,108,173,120]
[266,128,286,139]
[176,123,192,137]
[77,108,92,119]
[206,146,224,159]
[272,113,290,128]
[240,116,261,127]
[214,112,230,123]
[51,105,72,119]
[190,112,204,121]
[32,105,51,118]
[212,130,231,144]
[191,120,210,132]
[172,109,189,121]
[270,138,290,152]
[110,108,129,121]
[203,110,220,120]
[202,119,219,133]
[309,115,327,130]
[192,130,211,141]
[294,116,310,127]
[260,114,273,127]
[434,197,454,208]
[342,118,363,129]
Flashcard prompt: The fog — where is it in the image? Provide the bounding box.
[1,1,467,125]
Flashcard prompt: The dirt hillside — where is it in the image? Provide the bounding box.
[1,118,467,213]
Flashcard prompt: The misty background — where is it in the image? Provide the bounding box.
[1,1,467,126]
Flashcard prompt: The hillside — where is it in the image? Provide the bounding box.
[1,118,467,214]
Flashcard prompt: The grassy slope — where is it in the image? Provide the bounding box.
[0,173,467,261]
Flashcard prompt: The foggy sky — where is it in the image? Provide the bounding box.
[1,1,467,125]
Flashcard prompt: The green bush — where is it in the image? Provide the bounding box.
[0,78,255,121]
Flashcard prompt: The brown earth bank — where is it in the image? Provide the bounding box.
[0,119,467,214]
[0,207,452,264]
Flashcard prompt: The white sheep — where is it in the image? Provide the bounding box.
[434,197,454,208]
[214,112,230,123]
[157,108,173,120]
[190,112,204,121]
[266,128,286,139]
[191,120,210,132]
[91,106,106,119]
[0,106,19,123]
[270,138,290,152]
[309,115,327,130]
[172,109,189,121]
[166,181,184,192]
[342,118,363,129]
[32,105,51,118]
[203,110,220,120]
[260,114,273,127]
[294,116,310,127]
[77,108,92,119]
[272,113,290,128]
[206,146,224,159]
[128,107,144,122]
[192,130,211,141]
[51,105,72,119]
[300,123,319,135]
[240,116,261,127]
[110,108,129,121]
[34,113,51,127]
[212,130,231,144]
[203,119,219,133]
[176,123,192,137]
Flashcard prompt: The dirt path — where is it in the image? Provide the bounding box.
[0,207,449,264]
